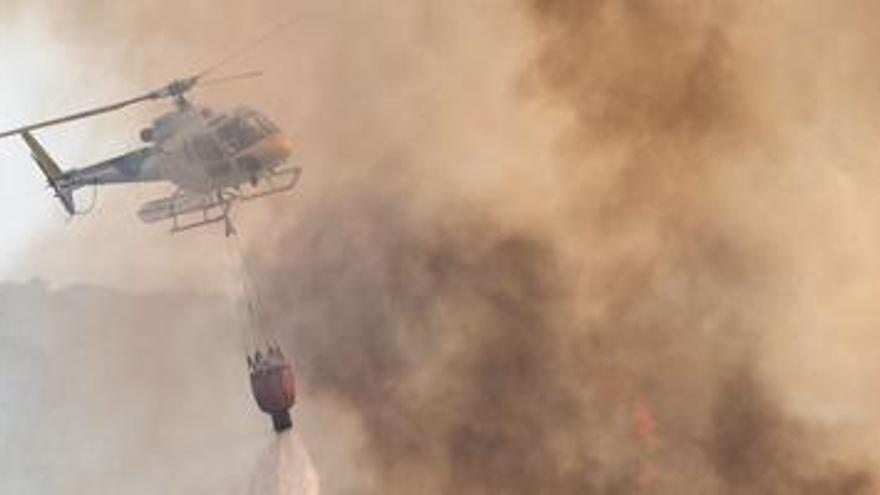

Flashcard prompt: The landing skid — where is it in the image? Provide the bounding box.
[169,192,237,236]
[137,166,301,236]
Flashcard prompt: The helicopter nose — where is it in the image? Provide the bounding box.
[267,134,295,161]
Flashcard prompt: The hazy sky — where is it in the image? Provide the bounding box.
[0,14,72,277]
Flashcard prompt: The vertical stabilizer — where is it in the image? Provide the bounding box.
[20,131,75,215]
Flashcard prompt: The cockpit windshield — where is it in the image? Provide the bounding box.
[216,114,276,154]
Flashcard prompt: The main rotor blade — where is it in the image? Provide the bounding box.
[0,16,298,140]
[0,75,199,139]
[198,70,265,89]
[0,91,157,139]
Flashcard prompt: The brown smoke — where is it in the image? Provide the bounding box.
[253,1,880,493]
[5,1,880,494]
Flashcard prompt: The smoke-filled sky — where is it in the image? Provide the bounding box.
[4,1,880,494]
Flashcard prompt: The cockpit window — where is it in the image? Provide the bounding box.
[216,116,268,153]
[255,115,279,134]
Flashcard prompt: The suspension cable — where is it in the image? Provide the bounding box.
[224,225,279,351]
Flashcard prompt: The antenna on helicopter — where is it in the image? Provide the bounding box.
[0,15,299,139]
[194,16,299,80]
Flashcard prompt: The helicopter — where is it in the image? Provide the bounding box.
[0,29,301,236]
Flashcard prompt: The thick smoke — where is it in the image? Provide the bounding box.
[5,1,880,494]
[253,1,880,493]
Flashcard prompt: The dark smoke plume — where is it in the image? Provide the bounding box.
[249,1,880,493]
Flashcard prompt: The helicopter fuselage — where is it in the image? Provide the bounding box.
[51,103,294,199]
[133,104,294,193]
